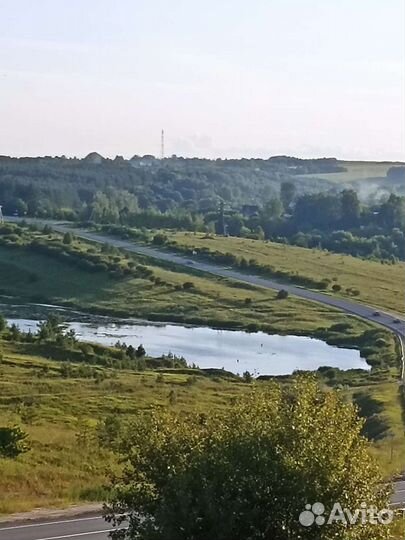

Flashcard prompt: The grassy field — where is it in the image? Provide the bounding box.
[167,232,404,315]
[0,340,249,514]
[0,339,403,514]
[0,238,383,338]
[0,225,403,518]
[297,161,403,183]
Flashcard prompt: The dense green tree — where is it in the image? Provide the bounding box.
[105,378,390,540]
[263,197,283,220]
[280,181,296,210]
[135,344,146,358]
[227,214,244,236]
[0,314,6,332]
[63,232,73,245]
[0,426,30,458]
[340,189,360,228]
[37,315,64,341]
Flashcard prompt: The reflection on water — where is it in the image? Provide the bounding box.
[7,317,368,377]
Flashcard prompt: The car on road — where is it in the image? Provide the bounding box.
[393,319,401,324]
[372,311,380,317]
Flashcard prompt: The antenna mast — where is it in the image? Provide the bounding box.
[161,129,165,160]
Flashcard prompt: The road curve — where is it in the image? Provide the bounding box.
[5,217,405,340]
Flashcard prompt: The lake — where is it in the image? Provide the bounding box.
[6,312,369,376]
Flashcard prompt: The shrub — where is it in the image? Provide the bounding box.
[276,289,289,300]
[182,281,195,290]
[63,232,73,245]
[0,426,30,458]
[105,378,390,540]
[153,233,168,246]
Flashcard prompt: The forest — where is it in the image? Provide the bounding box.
[0,154,404,260]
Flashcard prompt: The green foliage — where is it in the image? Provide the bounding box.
[152,233,168,246]
[242,370,253,383]
[167,231,404,315]
[276,289,289,300]
[0,335,402,515]
[63,232,73,245]
[136,344,146,358]
[106,378,390,539]
[97,414,122,450]
[0,426,30,458]
[37,314,64,341]
[1,155,404,260]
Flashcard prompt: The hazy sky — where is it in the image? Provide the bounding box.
[0,0,404,160]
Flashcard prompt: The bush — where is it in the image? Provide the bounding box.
[63,232,74,245]
[182,281,195,290]
[0,426,30,458]
[105,378,390,540]
[152,233,168,246]
[276,289,289,300]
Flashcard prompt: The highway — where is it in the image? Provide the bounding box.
[0,515,115,540]
[392,480,405,509]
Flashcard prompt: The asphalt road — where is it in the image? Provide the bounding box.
[391,480,405,508]
[0,515,115,540]
[9,217,402,339]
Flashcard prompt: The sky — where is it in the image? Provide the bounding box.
[0,0,404,160]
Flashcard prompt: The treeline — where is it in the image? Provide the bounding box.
[0,313,188,371]
[235,189,405,261]
[1,155,404,261]
[99,187,405,262]
[0,155,348,219]
[2,155,403,221]
[0,222,158,281]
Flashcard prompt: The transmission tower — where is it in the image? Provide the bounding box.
[161,129,165,160]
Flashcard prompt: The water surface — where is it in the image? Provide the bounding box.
[8,316,368,376]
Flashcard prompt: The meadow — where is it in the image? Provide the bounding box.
[167,232,404,315]
[0,338,403,514]
[0,224,403,517]
[297,160,401,183]
[0,339,248,513]
[0,229,387,339]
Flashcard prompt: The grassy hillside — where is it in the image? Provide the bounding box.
[0,339,248,514]
[297,161,403,183]
[0,225,403,517]
[0,230,384,338]
[0,340,403,514]
[168,232,404,315]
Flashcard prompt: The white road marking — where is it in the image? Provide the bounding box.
[0,516,103,531]
[36,530,111,540]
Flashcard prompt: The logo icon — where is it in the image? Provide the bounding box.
[299,502,326,527]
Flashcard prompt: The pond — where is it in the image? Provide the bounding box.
[4,306,369,376]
